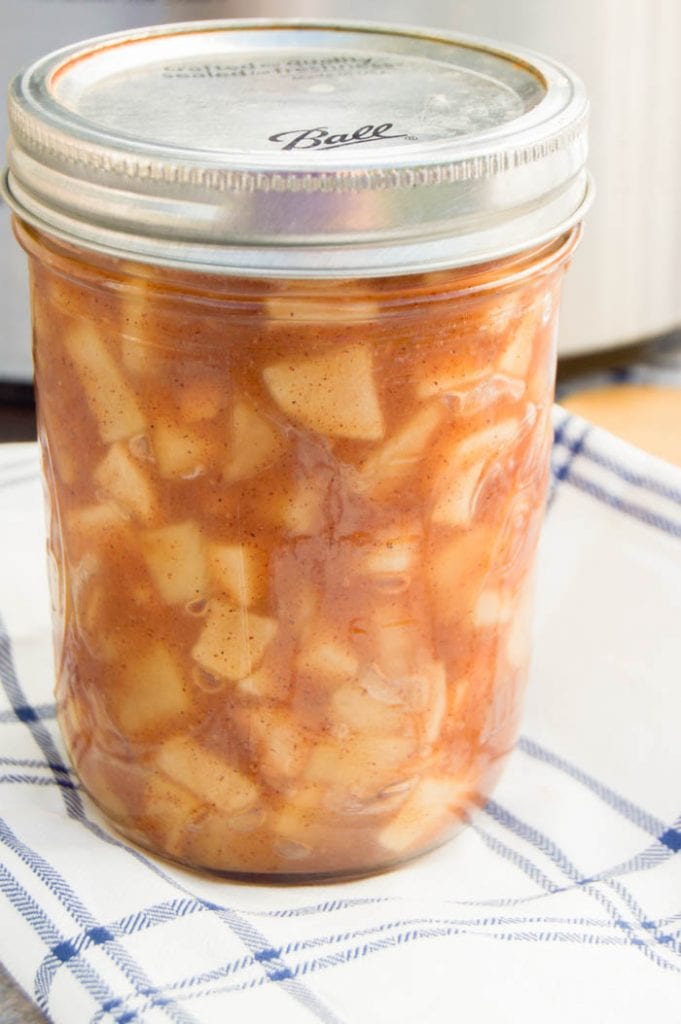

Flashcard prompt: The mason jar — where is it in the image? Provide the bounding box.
[3,20,590,880]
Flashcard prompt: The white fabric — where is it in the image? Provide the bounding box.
[1,408,680,1024]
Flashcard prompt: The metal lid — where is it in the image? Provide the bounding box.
[3,19,591,277]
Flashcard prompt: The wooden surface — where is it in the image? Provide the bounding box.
[561,384,681,467]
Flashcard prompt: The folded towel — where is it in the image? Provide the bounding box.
[1,408,680,1023]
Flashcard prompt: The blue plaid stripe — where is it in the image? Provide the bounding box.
[471,820,563,894]
[563,471,681,537]
[0,817,199,1024]
[552,410,681,534]
[0,757,74,772]
[0,702,56,724]
[568,435,681,506]
[0,862,123,1017]
[92,917,648,1016]
[483,801,681,973]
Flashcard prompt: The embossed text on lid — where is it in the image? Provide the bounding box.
[4,19,590,275]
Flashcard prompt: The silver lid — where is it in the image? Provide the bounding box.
[4,19,591,277]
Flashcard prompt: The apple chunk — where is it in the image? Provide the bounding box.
[224,400,285,483]
[263,344,384,441]
[330,683,408,735]
[304,734,415,797]
[155,735,259,813]
[237,707,310,787]
[114,643,190,736]
[209,542,267,608]
[65,322,146,443]
[431,417,521,526]
[151,420,214,479]
[356,402,444,497]
[140,521,208,605]
[192,599,277,681]
[378,775,473,854]
[93,443,158,525]
[497,309,537,379]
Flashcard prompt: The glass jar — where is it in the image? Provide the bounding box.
[4,20,590,880]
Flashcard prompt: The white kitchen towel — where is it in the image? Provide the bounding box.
[1,407,680,1024]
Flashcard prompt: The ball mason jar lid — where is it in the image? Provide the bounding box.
[3,18,591,278]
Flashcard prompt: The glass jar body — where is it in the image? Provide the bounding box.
[19,222,577,880]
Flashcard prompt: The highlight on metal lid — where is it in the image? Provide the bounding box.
[3,19,591,277]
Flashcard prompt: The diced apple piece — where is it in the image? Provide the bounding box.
[64,322,146,442]
[144,771,204,856]
[140,521,208,605]
[238,663,286,700]
[479,289,522,335]
[179,380,224,422]
[66,503,129,552]
[265,295,379,323]
[263,344,384,441]
[305,734,416,796]
[224,400,284,483]
[272,786,324,859]
[182,804,268,871]
[114,642,190,736]
[119,268,159,377]
[427,526,495,623]
[497,309,537,380]
[378,775,473,854]
[93,443,158,524]
[356,402,442,496]
[431,417,521,526]
[151,420,214,478]
[239,707,310,786]
[330,683,407,735]
[209,542,267,608]
[155,735,259,813]
[192,599,277,681]
[120,337,158,379]
[297,637,359,683]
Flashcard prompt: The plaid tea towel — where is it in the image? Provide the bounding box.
[1,407,680,1024]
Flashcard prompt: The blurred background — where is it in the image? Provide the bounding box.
[1,0,681,443]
